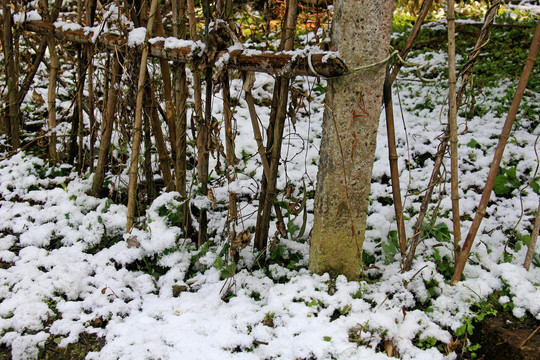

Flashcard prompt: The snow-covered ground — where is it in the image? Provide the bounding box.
[1,4,540,360]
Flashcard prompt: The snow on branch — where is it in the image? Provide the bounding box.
[19,19,348,78]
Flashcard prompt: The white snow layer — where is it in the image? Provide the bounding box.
[1,13,540,360]
[128,27,147,47]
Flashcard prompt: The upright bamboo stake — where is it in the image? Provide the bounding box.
[243,72,271,177]
[403,1,502,272]
[452,19,540,284]
[217,0,239,260]
[90,55,122,197]
[524,200,540,271]
[197,65,212,246]
[384,67,407,257]
[146,82,173,189]
[196,0,213,247]
[1,0,20,149]
[39,0,60,164]
[254,0,298,251]
[75,0,85,172]
[86,0,97,172]
[172,0,188,195]
[87,53,96,171]
[46,39,59,163]
[156,2,178,170]
[447,0,461,263]
[126,0,160,232]
[143,105,156,201]
[383,0,435,258]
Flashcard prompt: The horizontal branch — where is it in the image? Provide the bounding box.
[19,20,348,77]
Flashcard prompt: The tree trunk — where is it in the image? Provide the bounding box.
[309,0,394,280]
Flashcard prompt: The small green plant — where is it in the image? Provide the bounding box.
[431,248,454,281]
[211,243,238,279]
[455,302,497,358]
[267,244,303,271]
[422,222,452,243]
[380,230,399,264]
[413,336,438,350]
[338,305,351,316]
[306,298,324,308]
[156,197,191,227]
[494,167,521,197]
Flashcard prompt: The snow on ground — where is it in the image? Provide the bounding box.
[1,6,540,360]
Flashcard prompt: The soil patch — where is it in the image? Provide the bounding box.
[470,312,540,360]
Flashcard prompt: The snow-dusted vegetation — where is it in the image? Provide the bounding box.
[1,1,540,359]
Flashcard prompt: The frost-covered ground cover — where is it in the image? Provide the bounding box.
[1,5,540,360]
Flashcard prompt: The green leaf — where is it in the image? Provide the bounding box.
[271,244,286,261]
[433,248,441,262]
[381,231,399,260]
[530,180,540,195]
[455,324,466,337]
[467,323,475,336]
[494,174,513,195]
[467,139,481,149]
[102,198,113,213]
[287,218,300,237]
[220,262,236,279]
[314,84,326,95]
[214,256,224,270]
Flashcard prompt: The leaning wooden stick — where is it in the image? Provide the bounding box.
[524,200,540,270]
[383,67,407,257]
[402,1,502,272]
[451,19,540,284]
[126,0,159,232]
[447,0,461,264]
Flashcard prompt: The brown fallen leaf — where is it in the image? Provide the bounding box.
[127,235,141,248]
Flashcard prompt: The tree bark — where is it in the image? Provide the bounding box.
[309,0,394,280]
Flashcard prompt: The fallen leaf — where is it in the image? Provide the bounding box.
[127,235,141,248]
